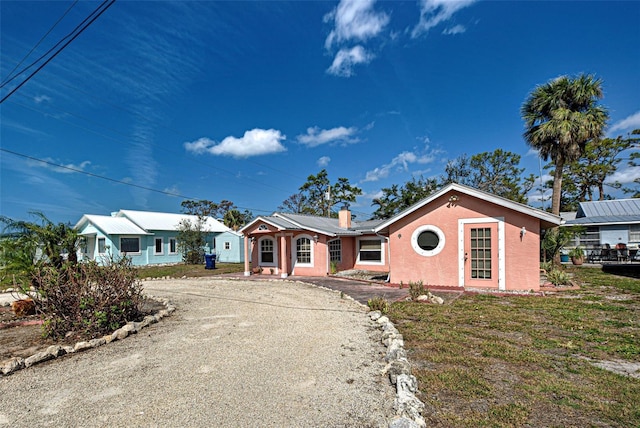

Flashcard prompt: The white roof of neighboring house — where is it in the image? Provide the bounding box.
[117,209,230,233]
[75,215,150,236]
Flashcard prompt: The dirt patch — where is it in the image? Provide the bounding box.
[0,298,165,363]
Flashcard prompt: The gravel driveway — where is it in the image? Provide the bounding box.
[0,278,395,427]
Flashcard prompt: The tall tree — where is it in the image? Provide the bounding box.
[521,74,608,215]
[299,169,331,216]
[293,169,362,217]
[371,176,439,219]
[622,129,640,198]
[278,193,308,214]
[440,150,534,203]
[563,134,633,202]
[468,149,534,203]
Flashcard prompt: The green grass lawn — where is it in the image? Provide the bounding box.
[136,262,244,279]
[388,266,640,427]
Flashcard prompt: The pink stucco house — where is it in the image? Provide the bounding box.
[240,183,562,292]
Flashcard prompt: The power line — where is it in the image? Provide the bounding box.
[0,0,115,104]
[1,0,79,87]
[8,96,296,196]
[0,148,272,214]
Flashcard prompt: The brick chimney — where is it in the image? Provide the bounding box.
[338,206,352,229]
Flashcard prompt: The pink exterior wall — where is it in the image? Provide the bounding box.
[387,191,542,291]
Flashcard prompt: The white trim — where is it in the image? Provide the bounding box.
[411,225,445,257]
[168,237,178,254]
[356,237,385,266]
[458,217,505,291]
[119,236,141,255]
[154,237,164,255]
[292,234,314,268]
[258,236,278,267]
[376,183,561,232]
[328,238,342,262]
[97,237,107,254]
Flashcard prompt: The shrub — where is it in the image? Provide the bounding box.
[367,296,389,314]
[546,268,570,286]
[31,256,143,338]
[330,261,338,274]
[409,280,426,300]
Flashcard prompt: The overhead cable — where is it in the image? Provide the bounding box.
[1,0,79,87]
[0,0,115,104]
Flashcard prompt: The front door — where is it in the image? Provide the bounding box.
[463,223,500,289]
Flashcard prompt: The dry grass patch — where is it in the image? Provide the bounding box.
[389,268,640,427]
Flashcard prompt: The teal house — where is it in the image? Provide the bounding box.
[74,209,244,266]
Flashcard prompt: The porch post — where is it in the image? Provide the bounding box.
[280,234,288,278]
[243,235,251,276]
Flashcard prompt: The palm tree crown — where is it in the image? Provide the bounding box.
[521,74,608,214]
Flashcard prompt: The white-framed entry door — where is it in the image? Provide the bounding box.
[458,218,505,290]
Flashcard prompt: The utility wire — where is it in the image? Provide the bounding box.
[0,148,272,214]
[9,96,295,196]
[0,0,115,104]
[1,0,79,87]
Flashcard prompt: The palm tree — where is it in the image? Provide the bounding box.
[521,74,608,215]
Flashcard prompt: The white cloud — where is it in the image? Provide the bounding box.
[609,111,640,134]
[28,158,91,174]
[324,0,388,77]
[298,126,359,147]
[442,24,466,35]
[363,148,436,182]
[184,129,286,158]
[163,185,181,196]
[317,156,331,167]
[324,0,389,49]
[412,0,477,38]
[34,94,51,104]
[607,165,640,185]
[326,46,373,77]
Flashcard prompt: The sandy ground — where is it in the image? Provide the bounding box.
[0,278,395,427]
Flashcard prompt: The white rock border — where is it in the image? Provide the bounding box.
[0,295,174,377]
[370,311,427,428]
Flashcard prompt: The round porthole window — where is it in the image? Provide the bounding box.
[411,225,445,256]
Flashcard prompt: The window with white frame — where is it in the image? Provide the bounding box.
[224,241,231,250]
[98,237,106,254]
[630,225,640,243]
[411,225,446,257]
[358,239,382,263]
[329,239,341,262]
[120,237,140,253]
[260,238,275,264]
[296,237,312,264]
[154,238,163,254]
[169,238,177,254]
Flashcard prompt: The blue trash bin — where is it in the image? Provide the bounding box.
[204,253,216,269]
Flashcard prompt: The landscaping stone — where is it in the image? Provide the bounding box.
[74,341,92,352]
[1,357,25,375]
[1,295,172,376]
[25,351,54,367]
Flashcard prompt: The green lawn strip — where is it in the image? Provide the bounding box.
[136,262,244,279]
[389,281,640,427]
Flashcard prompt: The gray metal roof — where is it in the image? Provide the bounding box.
[565,215,640,226]
[576,199,640,219]
[563,199,640,226]
[274,213,379,236]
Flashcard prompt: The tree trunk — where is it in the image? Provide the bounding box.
[551,158,564,215]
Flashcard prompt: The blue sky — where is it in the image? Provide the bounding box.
[1,0,639,224]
